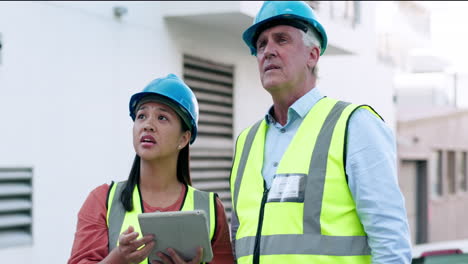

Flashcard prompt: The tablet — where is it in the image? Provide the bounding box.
[137,210,213,262]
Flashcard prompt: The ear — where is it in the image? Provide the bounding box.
[178,130,191,150]
[307,45,320,69]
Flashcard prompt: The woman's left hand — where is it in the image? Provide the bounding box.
[151,246,203,264]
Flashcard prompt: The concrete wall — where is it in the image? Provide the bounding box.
[399,160,418,244]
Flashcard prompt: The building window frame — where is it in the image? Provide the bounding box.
[447,150,456,195]
[460,151,467,192]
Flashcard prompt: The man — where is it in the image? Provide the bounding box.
[229,1,412,263]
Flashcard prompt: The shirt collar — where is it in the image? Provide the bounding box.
[265,88,324,125]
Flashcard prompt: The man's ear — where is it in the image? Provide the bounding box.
[307,45,320,69]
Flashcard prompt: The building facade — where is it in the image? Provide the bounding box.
[376,1,468,246]
[398,110,468,244]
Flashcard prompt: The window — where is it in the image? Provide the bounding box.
[461,152,467,192]
[183,54,234,221]
[447,151,456,194]
[0,168,33,248]
[436,150,443,196]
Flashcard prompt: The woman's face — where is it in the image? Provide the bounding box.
[133,101,190,162]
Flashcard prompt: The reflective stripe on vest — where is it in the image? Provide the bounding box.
[106,181,216,263]
[231,98,381,263]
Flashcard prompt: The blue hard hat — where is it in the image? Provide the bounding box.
[129,74,199,144]
[243,1,328,56]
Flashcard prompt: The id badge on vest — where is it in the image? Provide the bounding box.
[267,173,306,203]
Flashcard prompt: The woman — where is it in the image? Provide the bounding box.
[68,74,234,264]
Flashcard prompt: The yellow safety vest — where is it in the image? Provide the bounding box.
[106,181,216,264]
[230,97,381,263]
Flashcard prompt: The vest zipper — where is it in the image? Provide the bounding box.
[253,184,269,264]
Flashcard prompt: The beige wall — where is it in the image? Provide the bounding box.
[397,110,468,243]
[399,161,418,244]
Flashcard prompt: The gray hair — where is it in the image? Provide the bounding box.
[301,25,321,77]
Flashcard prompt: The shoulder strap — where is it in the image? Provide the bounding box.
[107,181,127,252]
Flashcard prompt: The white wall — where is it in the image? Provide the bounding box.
[319,1,396,129]
[319,56,396,130]
[0,2,173,262]
[375,1,431,71]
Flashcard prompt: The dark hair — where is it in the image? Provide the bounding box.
[120,120,192,211]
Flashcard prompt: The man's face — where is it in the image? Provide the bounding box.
[255,25,318,93]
